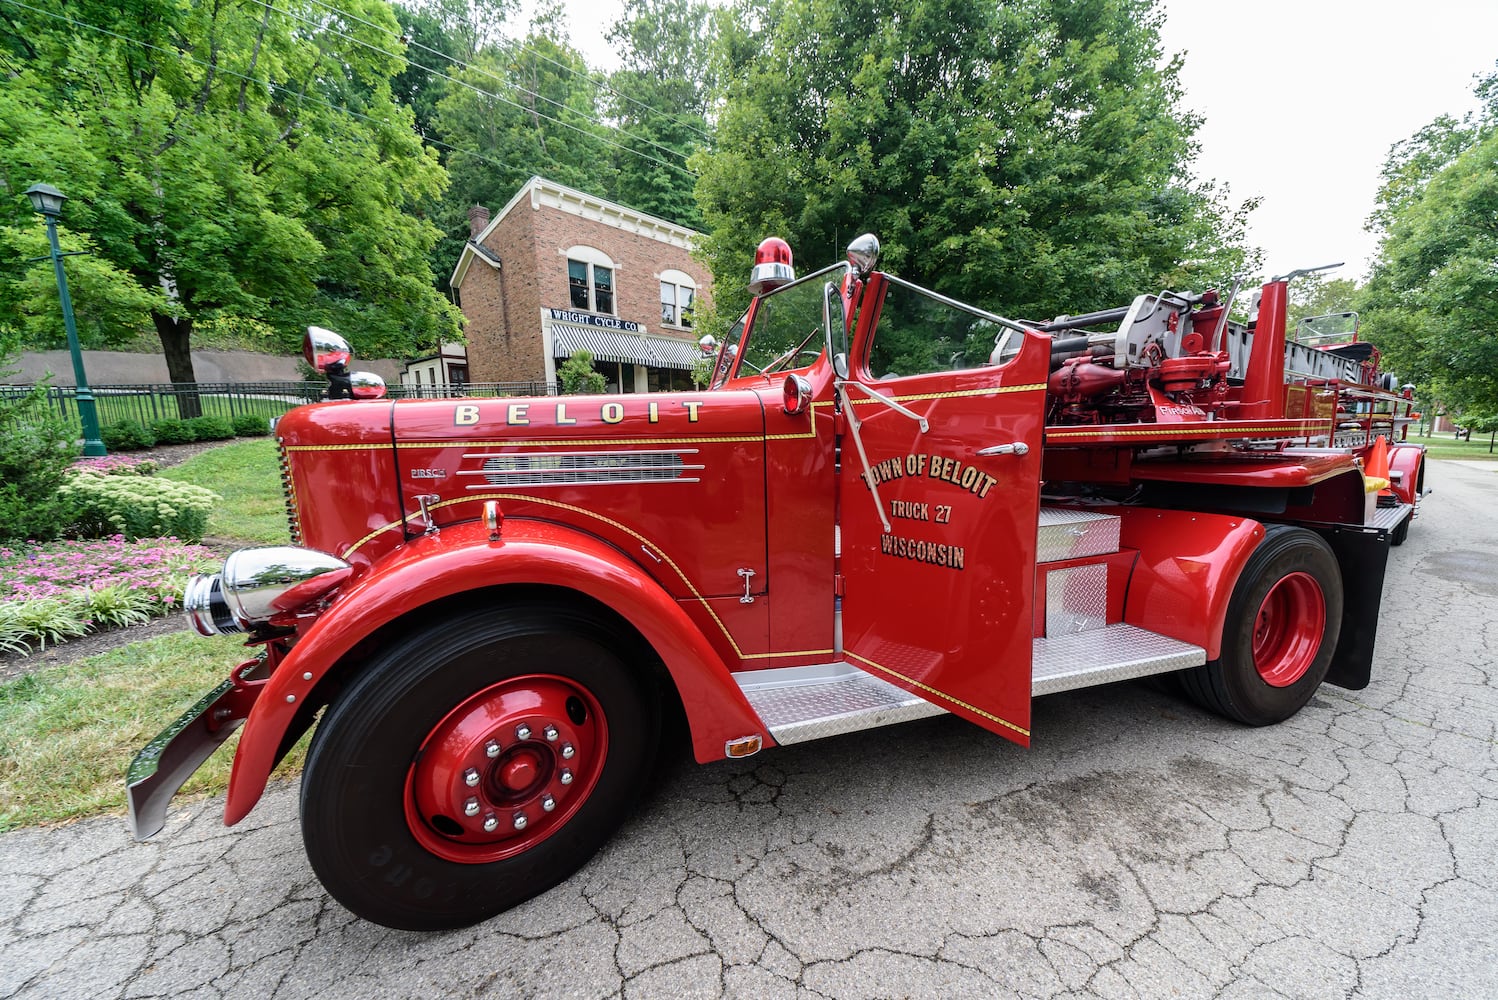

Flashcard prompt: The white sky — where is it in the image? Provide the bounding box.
[523,0,1498,283]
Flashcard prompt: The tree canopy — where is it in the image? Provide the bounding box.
[692,0,1255,332]
[0,0,461,384]
[1362,69,1498,419]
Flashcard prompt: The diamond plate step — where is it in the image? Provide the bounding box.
[738,666,946,745]
[1032,624,1205,697]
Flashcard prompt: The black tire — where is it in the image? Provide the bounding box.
[300,604,657,930]
[1181,525,1342,727]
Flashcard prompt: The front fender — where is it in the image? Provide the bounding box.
[225,519,769,826]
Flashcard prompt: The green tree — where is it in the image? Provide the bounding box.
[603,0,714,228]
[693,0,1254,335]
[431,7,614,284]
[557,349,606,394]
[0,0,461,399]
[1363,69,1498,416]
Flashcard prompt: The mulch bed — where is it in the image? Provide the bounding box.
[0,440,239,681]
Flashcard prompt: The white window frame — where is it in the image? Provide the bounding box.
[565,245,617,316]
[659,268,697,328]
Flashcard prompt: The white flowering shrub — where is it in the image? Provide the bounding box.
[58,473,220,542]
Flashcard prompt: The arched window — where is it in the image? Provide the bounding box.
[565,246,616,315]
[659,268,696,328]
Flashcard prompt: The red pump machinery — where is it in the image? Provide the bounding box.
[129,234,1424,930]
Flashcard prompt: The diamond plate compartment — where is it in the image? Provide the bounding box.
[1037,507,1120,563]
[1045,564,1108,636]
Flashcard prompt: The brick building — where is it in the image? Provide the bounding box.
[450,177,712,393]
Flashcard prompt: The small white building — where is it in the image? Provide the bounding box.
[400,342,469,394]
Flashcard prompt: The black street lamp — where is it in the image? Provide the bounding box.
[25,183,106,456]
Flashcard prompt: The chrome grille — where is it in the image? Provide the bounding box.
[460,449,701,488]
[277,441,301,544]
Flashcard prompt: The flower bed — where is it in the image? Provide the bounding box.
[0,536,215,653]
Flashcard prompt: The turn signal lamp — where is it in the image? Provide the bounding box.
[748,237,795,294]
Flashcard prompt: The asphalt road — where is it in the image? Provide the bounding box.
[4,459,1496,999]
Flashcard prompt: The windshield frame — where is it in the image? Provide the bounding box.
[725,261,851,382]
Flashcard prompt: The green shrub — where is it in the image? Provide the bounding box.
[58,473,220,542]
[232,413,272,437]
[0,384,80,542]
[186,415,235,441]
[102,420,157,451]
[150,418,196,445]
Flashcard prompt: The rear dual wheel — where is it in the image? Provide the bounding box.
[300,605,656,930]
[1183,525,1343,726]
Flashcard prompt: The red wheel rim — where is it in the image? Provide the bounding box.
[1251,572,1325,687]
[404,675,607,864]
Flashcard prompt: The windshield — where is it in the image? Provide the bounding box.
[734,263,847,378]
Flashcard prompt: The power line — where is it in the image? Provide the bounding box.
[0,0,696,181]
[259,0,698,169]
[0,0,670,194]
[302,0,712,142]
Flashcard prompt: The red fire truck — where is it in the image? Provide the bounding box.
[128,235,1425,930]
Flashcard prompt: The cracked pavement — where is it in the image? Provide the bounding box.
[4,459,1496,999]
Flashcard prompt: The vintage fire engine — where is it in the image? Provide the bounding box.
[128,234,1426,930]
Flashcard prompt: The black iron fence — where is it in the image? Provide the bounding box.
[1,380,559,433]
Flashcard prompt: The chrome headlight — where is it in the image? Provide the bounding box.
[185,546,353,636]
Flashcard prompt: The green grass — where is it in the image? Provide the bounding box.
[0,631,309,830]
[1409,431,1498,461]
[160,438,291,544]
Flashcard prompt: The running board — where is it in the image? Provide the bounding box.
[1368,502,1412,533]
[1032,624,1205,696]
[738,625,1206,746]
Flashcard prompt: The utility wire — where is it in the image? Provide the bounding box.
[0,0,678,192]
[302,0,712,142]
[259,0,697,167]
[0,0,696,180]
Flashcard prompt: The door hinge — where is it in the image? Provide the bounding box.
[834,573,845,597]
[737,567,756,603]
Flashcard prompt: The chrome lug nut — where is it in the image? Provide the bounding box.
[544,725,559,742]
[482,813,498,832]
[541,794,555,813]
[513,812,528,831]
[560,768,573,785]
[516,724,532,740]
[464,797,480,817]
[561,743,575,760]
[485,740,501,758]
[464,767,480,787]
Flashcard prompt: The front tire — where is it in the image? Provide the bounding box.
[1182,525,1342,726]
[300,604,657,930]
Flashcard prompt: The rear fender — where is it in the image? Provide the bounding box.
[1116,509,1266,659]
[225,519,769,825]
[1387,444,1424,506]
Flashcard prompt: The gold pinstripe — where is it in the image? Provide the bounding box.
[344,492,829,662]
[1046,421,1329,441]
[846,382,1047,404]
[846,652,1030,738]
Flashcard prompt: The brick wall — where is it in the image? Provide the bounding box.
[461,190,713,384]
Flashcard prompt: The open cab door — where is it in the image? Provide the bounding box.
[836,271,1049,746]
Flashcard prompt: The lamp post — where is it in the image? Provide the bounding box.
[25,183,105,456]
